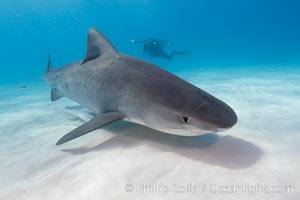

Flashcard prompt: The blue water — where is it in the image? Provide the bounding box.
[0,1,299,200]
[0,0,300,84]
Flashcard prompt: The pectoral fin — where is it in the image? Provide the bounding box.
[56,112,125,145]
[51,87,63,101]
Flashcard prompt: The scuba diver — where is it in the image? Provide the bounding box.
[131,38,191,61]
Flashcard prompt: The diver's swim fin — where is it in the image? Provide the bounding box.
[56,112,126,145]
[173,50,191,55]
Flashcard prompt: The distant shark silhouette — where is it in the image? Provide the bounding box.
[43,28,237,145]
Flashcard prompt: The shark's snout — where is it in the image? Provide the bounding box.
[177,87,238,134]
[201,99,238,132]
[125,79,238,136]
[216,105,237,130]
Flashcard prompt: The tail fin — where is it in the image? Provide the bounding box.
[46,54,54,73]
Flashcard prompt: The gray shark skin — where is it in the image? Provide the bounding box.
[43,28,237,145]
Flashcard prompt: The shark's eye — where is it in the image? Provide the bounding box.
[182,116,189,123]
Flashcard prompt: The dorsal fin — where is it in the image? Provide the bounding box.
[46,54,54,73]
[81,28,118,65]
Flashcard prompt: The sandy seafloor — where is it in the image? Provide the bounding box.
[0,66,299,200]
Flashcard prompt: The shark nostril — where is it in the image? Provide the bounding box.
[182,116,189,123]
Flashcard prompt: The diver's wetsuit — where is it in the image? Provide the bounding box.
[133,39,190,61]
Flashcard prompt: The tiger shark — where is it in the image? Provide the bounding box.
[43,28,237,145]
